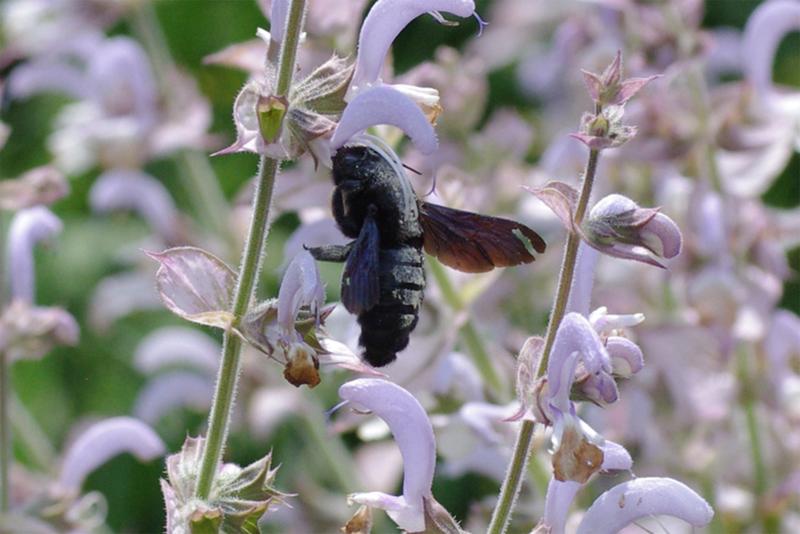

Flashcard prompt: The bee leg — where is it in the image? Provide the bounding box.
[305,242,353,263]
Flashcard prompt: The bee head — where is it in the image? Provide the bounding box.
[331,145,386,185]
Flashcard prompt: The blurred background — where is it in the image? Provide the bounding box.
[0,0,797,532]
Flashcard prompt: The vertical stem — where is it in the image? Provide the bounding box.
[194,0,306,500]
[487,148,600,534]
[0,350,10,512]
[428,260,506,397]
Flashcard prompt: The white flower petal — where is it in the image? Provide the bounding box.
[59,417,165,490]
[350,0,476,96]
[576,477,714,534]
[133,326,220,376]
[340,378,435,532]
[332,85,438,154]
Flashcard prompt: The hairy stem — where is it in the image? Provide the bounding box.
[194,0,306,499]
[428,259,506,398]
[0,350,9,512]
[487,147,600,534]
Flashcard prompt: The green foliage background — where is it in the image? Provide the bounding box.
[0,1,797,531]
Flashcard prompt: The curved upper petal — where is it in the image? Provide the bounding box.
[59,417,165,491]
[576,477,714,534]
[332,85,438,153]
[6,207,63,302]
[349,0,476,97]
[742,0,800,114]
[340,378,435,532]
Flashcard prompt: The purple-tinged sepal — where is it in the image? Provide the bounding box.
[571,105,637,151]
[581,51,659,107]
[217,54,354,162]
[581,194,683,268]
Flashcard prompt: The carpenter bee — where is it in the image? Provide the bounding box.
[308,145,546,367]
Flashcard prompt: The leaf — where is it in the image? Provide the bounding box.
[524,181,579,233]
[147,247,237,329]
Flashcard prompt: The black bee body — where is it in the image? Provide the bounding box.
[309,145,546,368]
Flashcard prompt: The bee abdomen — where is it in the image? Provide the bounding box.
[358,246,425,367]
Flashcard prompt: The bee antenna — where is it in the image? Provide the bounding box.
[422,171,439,198]
[402,163,422,175]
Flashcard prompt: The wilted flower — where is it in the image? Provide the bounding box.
[0,166,69,211]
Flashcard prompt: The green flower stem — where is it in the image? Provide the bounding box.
[194,0,307,500]
[130,4,232,243]
[0,350,9,512]
[10,394,55,472]
[487,148,600,534]
[737,344,780,532]
[428,259,506,398]
[301,404,359,492]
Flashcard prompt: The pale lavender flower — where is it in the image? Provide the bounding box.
[339,378,435,532]
[88,271,162,331]
[133,372,215,425]
[742,0,800,114]
[574,477,713,533]
[133,326,220,376]
[348,0,481,99]
[331,84,438,154]
[58,417,165,492]
[6,206,63,302]
[89,169,184,245]
[546,313,615,417]
[583,193,682,268]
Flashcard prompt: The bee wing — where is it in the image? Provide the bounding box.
[341,210,381,314]
[418,201,546,273]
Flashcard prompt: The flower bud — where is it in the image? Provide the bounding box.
[582,194,682,268]
[581,51,659,107]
